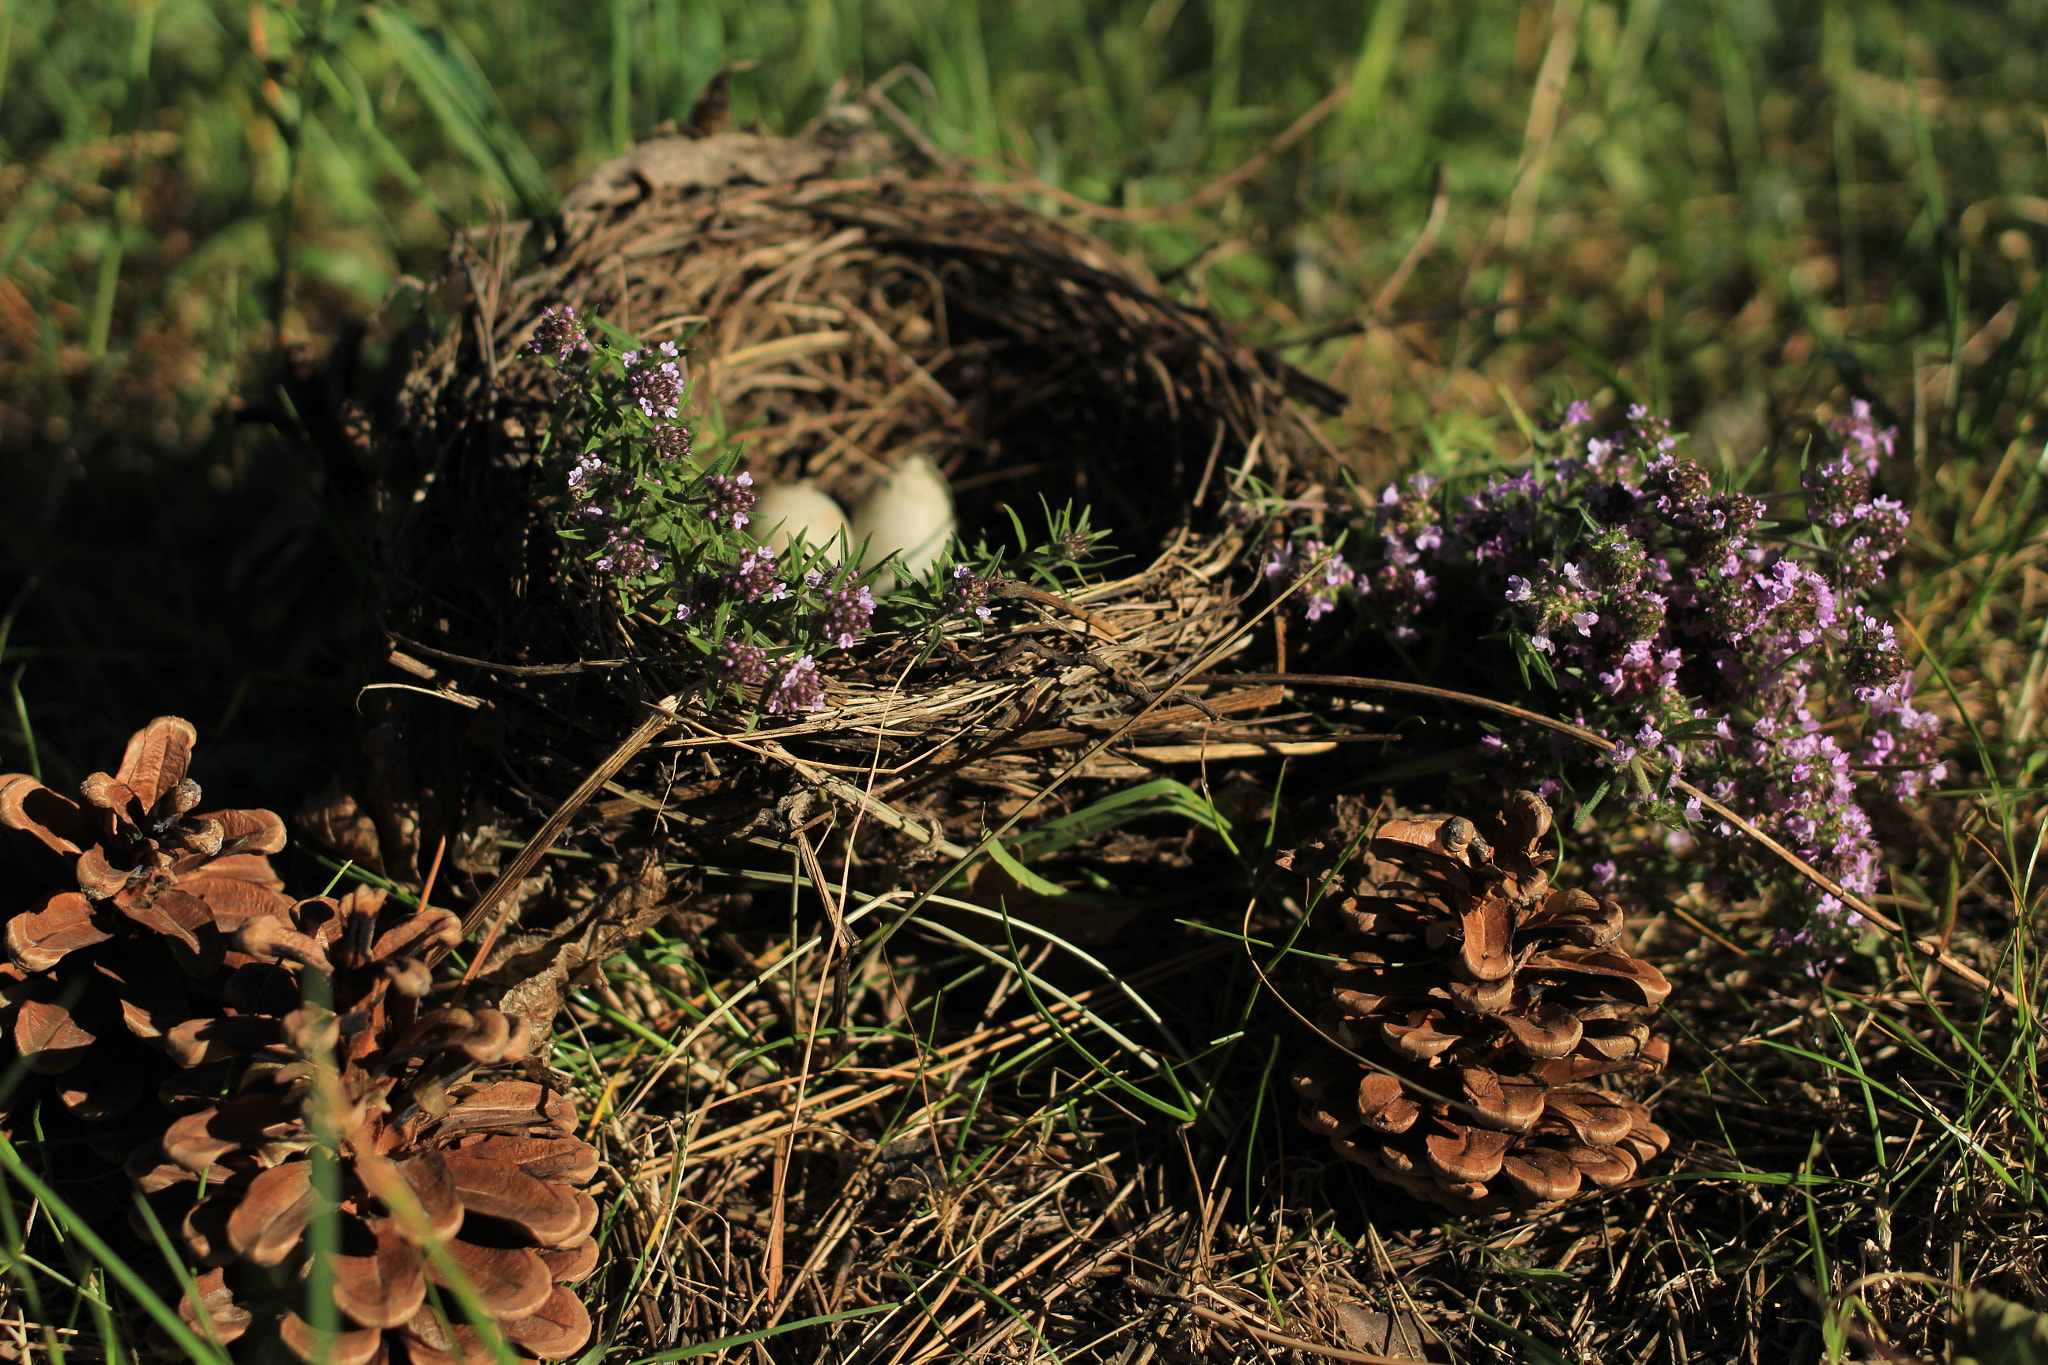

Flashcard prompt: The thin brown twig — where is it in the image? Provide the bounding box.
[1369,163,1450,318]
[449,692,684,949]
[1220,671,2017,1008]
[1125,1281,1427,1365]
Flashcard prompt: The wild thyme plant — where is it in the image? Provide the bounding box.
[1268,401,1944,950]
[525,305,885,714]
[525,308,1108,711]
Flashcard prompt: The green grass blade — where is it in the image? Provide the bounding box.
[361,7,554,218]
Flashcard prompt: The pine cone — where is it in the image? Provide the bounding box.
[134,887,599,1363]
[1283,791,1673,1216]
[0,716,293,1127]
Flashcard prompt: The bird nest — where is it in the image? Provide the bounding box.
[326,111,1354,951]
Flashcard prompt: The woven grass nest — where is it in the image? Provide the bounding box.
[325,106,1354,983]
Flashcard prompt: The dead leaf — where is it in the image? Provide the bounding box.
[1334,1302,1433,1357]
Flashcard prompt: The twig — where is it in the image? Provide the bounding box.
[1220,671,2018,1009]
[991,579,1125,641]
[386,634,629,675]
[1124,1281,1427,1365]
[1369,163,1450,318]
[754,742,971,859]
[447,692,685,951]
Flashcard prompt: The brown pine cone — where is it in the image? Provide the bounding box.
[1281,791,1673,1217]
[0,716,294,1127]
[134,886,599,1364]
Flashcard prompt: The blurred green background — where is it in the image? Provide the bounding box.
[2,0,2044,789]
[8,0,2044,454]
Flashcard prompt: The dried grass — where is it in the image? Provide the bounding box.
[296,116,2047,1365]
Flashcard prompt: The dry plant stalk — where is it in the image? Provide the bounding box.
[340,114,1348,960]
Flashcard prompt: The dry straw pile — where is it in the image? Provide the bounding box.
[282,97,1694,1363]
[292,100,1424,1358]
[334,100,1355,955]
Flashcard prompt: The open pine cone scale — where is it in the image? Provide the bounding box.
[1,718,295,972]
[138,888,599,1364]
[1284,792,1674,1217]
[0,717,303,1140]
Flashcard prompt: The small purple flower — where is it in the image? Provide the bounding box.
[720,640,771,687]
[945,565,995,622]
[812,576,876,650]
[528,305,590,364]
[727,545,787,603]
[1591,860,1618,888]
[624,341,685,420]
[1505,575,1532,602]
[1565,400,1593,429]
[766,655,826,714]
[704,471,755,530]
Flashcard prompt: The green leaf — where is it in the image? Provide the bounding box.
[362,8,555,220]
[984,838,1070,899]
[1958,1289,2048,1365]
[1003,777,1235,863]
[1576,778,1612,824]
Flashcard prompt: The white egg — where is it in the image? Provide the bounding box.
[751,480,851,556]
[852,452,956,593]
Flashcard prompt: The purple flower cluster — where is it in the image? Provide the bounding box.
[720,640,771,687]
[595,525,660,579]
[1271,476,1445,638]
[650,423,695,464]
[1320,400,1942,940]
[527,305,591,364]
[1268,540,1360,622]
[806,569,875,650]
[945,565,995,622]
[564,448,620,504]
[1804,400,1911,592]
[766,655,826,714]
[622,341,685,420]
[703,471,754,530]
[727,546,787,604]
[560,442,659,582]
